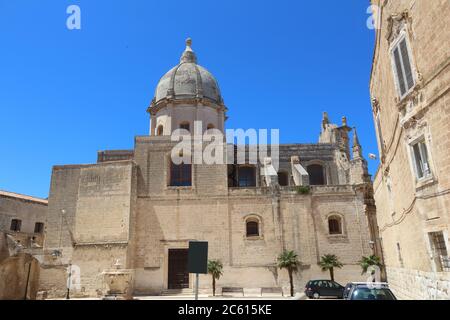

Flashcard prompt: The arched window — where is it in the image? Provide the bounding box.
[307,164,326,185]
[246,220,259,237]
[238,166,256,187]
[169,161,192,187]
[157,125,164,136]
[328,216,342,235]
[278,171,289,186]
[179,122,190,132]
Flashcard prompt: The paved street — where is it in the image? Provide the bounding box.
[50,293,307,300]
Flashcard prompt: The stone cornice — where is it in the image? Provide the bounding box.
[147,96,227,115]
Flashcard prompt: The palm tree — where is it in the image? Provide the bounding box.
[359,255,382,279]
[277,250,300,297]
[207,259,223,296]
[318,254,343,282]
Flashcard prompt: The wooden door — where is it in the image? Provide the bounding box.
[168,249,189,289]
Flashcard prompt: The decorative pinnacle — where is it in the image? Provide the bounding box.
[322,111,329,129]
[353,127,361,147]
[180,37,197,64]
[352,127,363,159]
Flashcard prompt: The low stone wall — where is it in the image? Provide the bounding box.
[387,267,450,300]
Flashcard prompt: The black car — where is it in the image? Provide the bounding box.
[344,282,397,300]
[304,280,345,299]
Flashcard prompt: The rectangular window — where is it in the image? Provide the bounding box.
[34,222,44,233]
[169,162,192,187]
[429,232,449,272]
[238,166,256,187]
[246,221,259,237]
[391,36,415,98]
[10,219,22,232]
[411,140,431,180]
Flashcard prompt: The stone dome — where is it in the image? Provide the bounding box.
[154,38,223,105]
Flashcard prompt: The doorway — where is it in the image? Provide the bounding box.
[168,249,189,289]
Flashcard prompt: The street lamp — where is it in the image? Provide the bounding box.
[66,263,72,300]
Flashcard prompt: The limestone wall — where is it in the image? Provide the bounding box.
[40,161,137,297]
[370,0,450,299]
[387,267,450,300]
[131,184,372,294]
[39,126,376,297]
[0,192,47,240]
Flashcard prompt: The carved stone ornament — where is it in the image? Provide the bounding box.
[398,87,423,113]
[372,98,380,114]
[386,10,411,44]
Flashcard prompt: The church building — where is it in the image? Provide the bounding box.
[39,39,379,297]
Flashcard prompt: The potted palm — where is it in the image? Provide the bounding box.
[207,259,223,296]
[318,254,343,282]
[277,250,300,297]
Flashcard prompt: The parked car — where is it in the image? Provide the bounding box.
[343,282,355,300]
[344,282,397,300]
[304,280,345,299]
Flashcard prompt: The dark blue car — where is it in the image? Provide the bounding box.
[304,280,345,299]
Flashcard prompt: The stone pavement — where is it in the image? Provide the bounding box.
[51,292,307,300]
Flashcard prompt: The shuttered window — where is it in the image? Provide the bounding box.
[391,37,415,98]
[400,39,415,89]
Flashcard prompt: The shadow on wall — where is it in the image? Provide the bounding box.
[0,233,9,263]
[0,250,40,300]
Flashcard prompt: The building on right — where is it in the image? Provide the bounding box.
[369,0,450,299]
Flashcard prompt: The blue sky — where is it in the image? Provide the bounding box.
[0,0,377,198]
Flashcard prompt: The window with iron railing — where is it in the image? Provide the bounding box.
[429,232,449,272]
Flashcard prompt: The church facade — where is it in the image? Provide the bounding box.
[39,39,379,297]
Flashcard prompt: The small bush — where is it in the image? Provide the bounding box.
[296,186,310,194]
